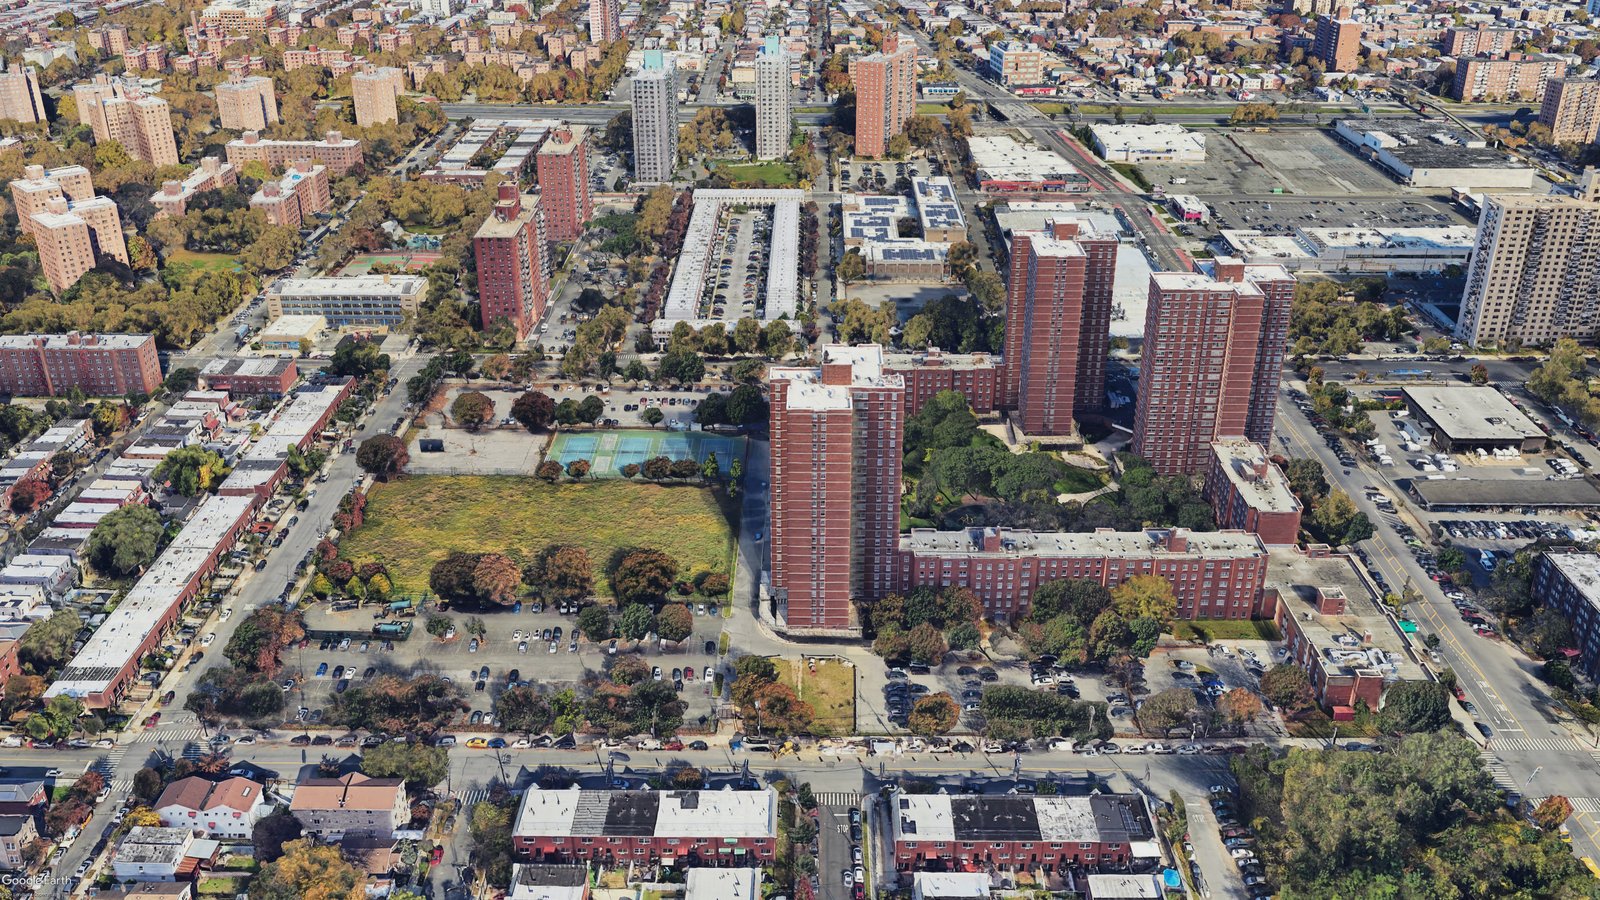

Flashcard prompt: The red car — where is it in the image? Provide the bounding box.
[142,713,161,728]
[663,740,684,751]
[430,846,444,866]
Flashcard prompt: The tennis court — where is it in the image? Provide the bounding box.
[549,429,746,477]
[338,251,443,275]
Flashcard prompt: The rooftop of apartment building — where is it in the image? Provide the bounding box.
[900,526,1266,559]
[1210,440,1300,513]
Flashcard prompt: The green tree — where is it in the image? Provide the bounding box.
[496,685,554,734]
[511,391,556,432]
[907,692,960,736]
[618,603,655,640]
[83,503,164,577]
[1260,664,1315,711]
[610,548,679,604]
[528,544,594,603]
[154,445,230,495]
[451,391,496,431]
[1378,681,1452,734]
[1110,574,1177,624]
[655,603,694,643]
[356,435,409,479]
[576,604,613,641]
[360,740,449,788]
[1137,688,1198,738]
[250,840,365,900]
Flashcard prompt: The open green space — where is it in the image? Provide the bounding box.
[164,248,239,271]
[339,476,737,599]
[1169,618,1283,643]
[775,658,855,736]
[715,162,801,187]
[915,102,951,114]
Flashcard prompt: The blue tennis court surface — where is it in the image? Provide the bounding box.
[549,430,746,477]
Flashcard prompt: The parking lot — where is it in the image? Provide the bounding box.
[837,157,934,193]
[704,206,771,322]
[292,601,728,728]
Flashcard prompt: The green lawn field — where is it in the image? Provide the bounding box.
[716,162,801,187]
[340,476,737,599]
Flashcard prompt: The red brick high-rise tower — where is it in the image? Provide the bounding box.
[768,346,904,636]
[850,34,916,159]
[1132,258,1294,475]
[1001,219,1117,436]
[536,126,592,243]
[473,183,550,339]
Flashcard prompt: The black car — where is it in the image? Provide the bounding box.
[1475,722,1493,739]
[688,740,709,751]
[363,667,375,678]
[849,823,862,842]
[476,680,487,692]
[978,668,999,682]
[508,669,520,682]
[335,679,350,693]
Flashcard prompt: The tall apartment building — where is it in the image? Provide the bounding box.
[1311,17,1360,72]
[249,163,330,229]
[123,44,169,72]
[1001,219,1116,436]
[1451,54,1566,102]
[8,165,93,238]
[631,51,677,183]
[9,164,128,293]
[351,64,404,126]
[474,183,551,338]
[153,156,238,218]
[1132,259,1295,475]
[215,72,278,131]
[882,348,1000,416]
[589,0,620,43]
[768,345,904,636]
[535,126,592,243]
[72,75,180,167]
[851,35,916,158]
[988,41,1044,86]
[1539,78,1600,145]
[1444,24,1517,58]
[756,38,791,160]
[0,61,47,125]
[0,333,161,397]
[31,198,129,294]
[87,24,131,55]
[1455,172,1600,346]
[226,130,364,176]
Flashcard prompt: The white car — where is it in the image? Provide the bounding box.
[219,608,232,621]
[1176,744,1201,755]
[1230,848,1256,860]
[202,633,216,646]
[513,630,525,641]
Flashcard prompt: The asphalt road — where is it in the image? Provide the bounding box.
[1272,391,1600,860]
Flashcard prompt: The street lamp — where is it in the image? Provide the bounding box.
[753,699,762,739]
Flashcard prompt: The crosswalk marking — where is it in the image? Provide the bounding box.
[1488,736,1583,753]
[1479,753,1516,791]
[131,727,207,745]
[453,789,490,807]
[1569,797,1600,814]
[815,792,860,808]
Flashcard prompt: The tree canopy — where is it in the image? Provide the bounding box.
[84,503,164,577]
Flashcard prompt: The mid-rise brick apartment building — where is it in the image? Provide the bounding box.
[1268,545,1425,713]
[226,130,364,176]
[351,64,404,126]
[588,0,620,43]
[894,526,1269,621]
[197,357,298,396]
[1444,24,1518,58]
[1451,54,1567,102]
[9,164,94,239]
[474,184,551,338]
[289,773,407,839]
[1455,170,1600,346]
[30,196,130,293]
[1533,551,1600,678]
[882,348,1000,417]
[250,163,330,229]
[768,346,904,636]
[214,73,278,131]
[72,75,180,167]
[988,41,1044,86]
[0,333,161,397]
[512,788,776,865]
[0,62,46,125]
[1002,220,1116,436]
[535,126,592,243]
[152,156,238,218]
[851,34,916,158]
[1203,440,1301,546]
[1132,259,1294,475]
[889,792,1155,874]
[1540,78,1600,149]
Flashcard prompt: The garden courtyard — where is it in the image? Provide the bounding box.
[338,475,738,599]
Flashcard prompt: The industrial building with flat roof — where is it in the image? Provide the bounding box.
[966,133,1088,193]
[911,177,966,242]
[1089,123,1205,163]
[512,788,777,863]
[1401,385,1547,452]
[267,275,426,327]
[1267,545,1426,714]
[1217,225,1475,274]
[889,791,1156,873]
[1332,117,1535,189]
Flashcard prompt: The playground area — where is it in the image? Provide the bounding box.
[548,429,746,478]
[337,251,444,276]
